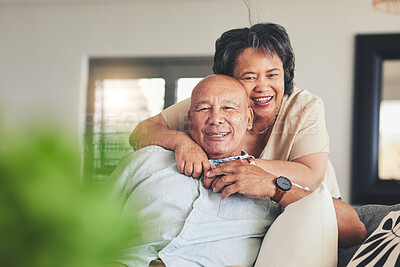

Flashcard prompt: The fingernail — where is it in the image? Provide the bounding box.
[206,171,210,177]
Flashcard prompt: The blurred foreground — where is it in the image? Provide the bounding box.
[0,123,141,267]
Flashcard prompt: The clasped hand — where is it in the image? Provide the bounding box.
[175,142,211,178]
[204,159,275,200]
[175,142,275,199]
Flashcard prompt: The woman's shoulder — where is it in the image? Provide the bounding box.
[284,86,323,105]
[279,86,326,122]
[282,86,324,112]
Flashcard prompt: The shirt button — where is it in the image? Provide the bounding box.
[187,220,192,223]
[196,203,201,208]
[159,253,165,257]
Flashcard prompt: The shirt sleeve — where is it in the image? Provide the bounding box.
[160,97,191,134]
[288,97,330,161]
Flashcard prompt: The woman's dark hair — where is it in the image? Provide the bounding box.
[213,23,295,95]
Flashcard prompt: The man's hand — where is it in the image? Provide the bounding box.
[204,159,275,199]
[175,142,211,178]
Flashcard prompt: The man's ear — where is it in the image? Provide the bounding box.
[246,107,254,130]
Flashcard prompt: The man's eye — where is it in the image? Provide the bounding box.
[223,106,234,110]
[199,107,210,111]
[268,73,278,78]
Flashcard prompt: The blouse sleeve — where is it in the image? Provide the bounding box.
[160,97,191,134]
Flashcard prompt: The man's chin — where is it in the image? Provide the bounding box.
[205,145,234,159]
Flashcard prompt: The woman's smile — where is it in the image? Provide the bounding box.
[252,96,273,106]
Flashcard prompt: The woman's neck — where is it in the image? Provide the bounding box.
[243,129,272,158]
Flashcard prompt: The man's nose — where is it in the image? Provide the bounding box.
[208,109,224,125]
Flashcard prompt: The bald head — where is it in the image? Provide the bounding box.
[188,75,253,159]
[190,75,248,108]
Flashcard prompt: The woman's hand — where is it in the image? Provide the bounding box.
[175,141,211,178]
[204,159,275,199]
[130,113,210,178]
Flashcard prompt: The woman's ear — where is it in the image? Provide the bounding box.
[246,107,254,130]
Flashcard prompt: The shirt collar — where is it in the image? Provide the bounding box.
[208,151,254,168]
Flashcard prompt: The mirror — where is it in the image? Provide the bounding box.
[379,60,400,180]
[352,34,400,205]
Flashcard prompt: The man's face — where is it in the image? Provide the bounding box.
[188,75,253,159]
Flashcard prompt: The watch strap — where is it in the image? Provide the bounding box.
[271,188,285,203]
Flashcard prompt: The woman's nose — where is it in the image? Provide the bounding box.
[255,76,269,92]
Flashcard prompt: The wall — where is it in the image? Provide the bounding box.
[1,0,399,201]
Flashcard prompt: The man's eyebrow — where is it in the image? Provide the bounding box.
[222,99,241,107]
[193,99,242,109]
[193,101,211,109]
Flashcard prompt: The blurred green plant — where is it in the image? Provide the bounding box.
[0,124,141,267]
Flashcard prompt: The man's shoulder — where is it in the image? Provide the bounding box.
[123,145,175,169]
[107,146,177,197]
[135,145,174,157]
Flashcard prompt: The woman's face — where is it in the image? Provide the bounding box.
[233,48,285,121]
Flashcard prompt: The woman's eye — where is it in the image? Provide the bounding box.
[244,76,256,80]
[199,107,210,111]
[268,73,278,78]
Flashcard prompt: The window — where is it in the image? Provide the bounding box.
[84,57,213,182]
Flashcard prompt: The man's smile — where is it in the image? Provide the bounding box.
[205,132,230,138]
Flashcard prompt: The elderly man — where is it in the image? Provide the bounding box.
[109,75,366,267]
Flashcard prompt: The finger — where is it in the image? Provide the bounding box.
[220,184,239,200]
[207,162,240,177]
[177,159,185,174]
[184,162,193,177]
[212,176,232,193]
[203,176,215,189]
[202,160,211,173]
[192,161,202,178]
[211,177,220,192]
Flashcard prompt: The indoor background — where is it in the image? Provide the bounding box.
[1,0,399,202]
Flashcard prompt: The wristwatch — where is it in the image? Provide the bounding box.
[271,176,292,203]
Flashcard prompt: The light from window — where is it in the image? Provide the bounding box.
[176,78,204,103]
[94,78,165,134]
[92,78,165,179]
[379,99,400,179]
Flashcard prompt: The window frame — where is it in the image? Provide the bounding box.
[83,57,213,182]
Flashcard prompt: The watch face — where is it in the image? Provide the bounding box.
[276,176,292,191]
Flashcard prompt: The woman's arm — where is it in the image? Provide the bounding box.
[129,114,210,178]
[253,152,328,191]
[203,153,327,191]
